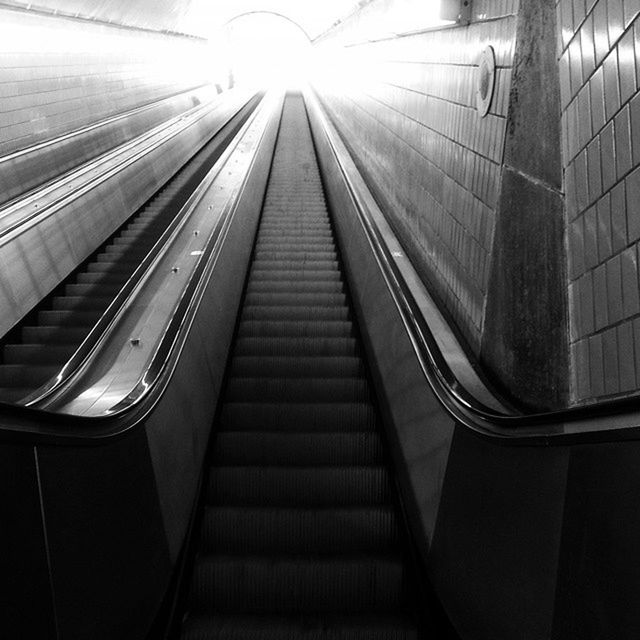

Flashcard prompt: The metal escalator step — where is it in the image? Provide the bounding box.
[112,235,142,245]
[234,336,356,357]
[211,431,383,466]
[199,506,399,554]
[38,310,102,325]
[118,229,148,239]
[229,356,363,378]
[241,306,349,322]
[3,343,77,365]
[238,320,352,339]
[253,251,337,262]
[225,377,369,403]
[0,387,34,402]
[255,241,335,251]
[87,259,136,270]
[65,283,122,297]
[250,270,340,282]
[189,555,404,613]
[181,613,419,640]
[21,326,90,343]
[251,260,339,272]
[259,230,333,239]
[259,222,331,231]
[247,281,343,295]
[75,272,128,285]
[103,244,149,255]
[208,466,391,507]
[244,292,347,308]
[51,296,112,311]
[0,364,59,386]
[219,402,377,432]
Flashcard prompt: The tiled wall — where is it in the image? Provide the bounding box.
[561,0,640,403]
[314,1,518,350]
[0,7,209,158]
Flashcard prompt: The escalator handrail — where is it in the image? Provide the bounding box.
[307,89,640,445]
[0,91,280,445]
[18,93,262,409]
[0,89,246,246]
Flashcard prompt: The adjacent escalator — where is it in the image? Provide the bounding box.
[0,96,259,403]
[178,93,430,639]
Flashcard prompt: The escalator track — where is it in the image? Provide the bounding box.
[178,93,427,639]
[0,97,259,403]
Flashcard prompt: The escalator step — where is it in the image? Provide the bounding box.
[253,251,337,262]
[247,281,343,295]
[244,293,347,308]
[225,377,369,403]
[38,310,102,325]
[76,272,128,285]
[234,336,356,357]
[259,222,331,231]
[65,283,122,297]
[87,260,136,271]
[51,296,112,311]
[219,402,377,432]
[189,555,404,613]
[229,356,363,378]
[0,364,59,385]
[238,320,352,339]
[241,305,349,322]
[211,432,384,466]
[260,229,333,236]
[200,506,399,554]
[3,343,77,365]
[0,387,34,402]
[250,260,339,272]
[208,466,391,507]
[250,270,341,282]
[181,613,419,640]
[21,326,90,343]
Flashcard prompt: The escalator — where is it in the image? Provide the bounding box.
[177,94,430,639]
[0,95,260,402]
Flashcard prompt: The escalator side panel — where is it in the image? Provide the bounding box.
[306,91,455,557]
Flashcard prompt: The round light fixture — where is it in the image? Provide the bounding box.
[476,46,496,118]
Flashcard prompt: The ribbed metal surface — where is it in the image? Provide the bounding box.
[180,94,422,638]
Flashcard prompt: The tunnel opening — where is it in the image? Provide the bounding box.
[210,12,313,91]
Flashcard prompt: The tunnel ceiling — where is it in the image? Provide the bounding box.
[5,0,367,39]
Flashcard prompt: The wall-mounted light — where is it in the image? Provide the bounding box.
[440,0,472,25]
[476,46,496,117]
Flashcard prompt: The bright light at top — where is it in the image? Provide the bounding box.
[212,13,313,91]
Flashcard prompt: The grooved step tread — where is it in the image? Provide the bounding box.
[225,377,369,403]
[181,613,419,640]
[3,343,77,365]
[229,356,363,378]
[238,320,352,339]
[211,432,384,466]
[235,336,357,358]
[241,305,349,322]
[189,555,405,613]
[200,506,400,554]
[208,466,391,507]
[219,402,377,432]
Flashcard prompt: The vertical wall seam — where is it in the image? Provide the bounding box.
[34,447,60,640]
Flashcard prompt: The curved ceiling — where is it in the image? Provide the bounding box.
[3,0,367,39]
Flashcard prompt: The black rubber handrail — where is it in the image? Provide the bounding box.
[309,91,640,445]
